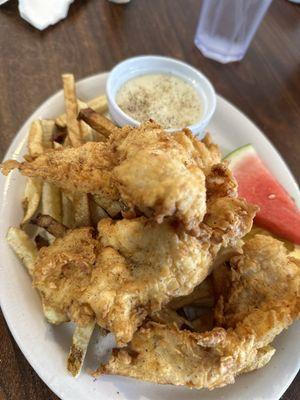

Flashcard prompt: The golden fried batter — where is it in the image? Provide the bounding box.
[5,142,114,196]
[101,235,300,388]
[1,122,226,235]
[83,217,214,346]
[33,228,98,326]
[34,218,215,345]
[33,196,255,347]
[215,234,300,330]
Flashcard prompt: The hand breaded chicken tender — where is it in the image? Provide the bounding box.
[1,121,226,235]
[33,196,255,346]
[215,234,300,330]
[100,235,299,388]
[34,218,214,345]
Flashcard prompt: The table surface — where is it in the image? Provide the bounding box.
[0,0,299,399]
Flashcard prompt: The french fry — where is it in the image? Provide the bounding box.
[28,118,55,156]
[55,117,66,129]
[78,107,116,138]
[87,95,108,115]
[82,127,95,143]
[91,131,107,143]
[72,193,90,227]
[55,95,108,129]
[6,227,38,276]
[62,74,83,147]
[22,119,56,225]
[6,227,68,324]
[21,177,43,224]
[31,214,67,238]
[62,192,75,228]
[55,99,84,129]
[40,119,56,149]
[42,182,62,223]
[28,120,44,157]
[34,234,49,249]
[77,100,95,143]
[89,196,109,226]
[53,127,67,145]
[67,321,95,377]
[61,75,96,144]
[92,194,122,218]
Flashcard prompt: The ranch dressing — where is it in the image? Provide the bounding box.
[116,74,203,129]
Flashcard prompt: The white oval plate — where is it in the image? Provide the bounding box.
[0,72,299,400]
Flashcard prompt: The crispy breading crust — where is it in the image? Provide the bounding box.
[100,235,300,388]
[33,197,255,346]
[1,121,238,236]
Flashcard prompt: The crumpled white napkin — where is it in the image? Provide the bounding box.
[0,0,131,30]
[0,0,75,30]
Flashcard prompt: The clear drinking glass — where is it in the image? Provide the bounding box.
[194,0,272,63]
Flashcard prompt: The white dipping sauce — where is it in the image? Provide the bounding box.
[116,74,203,129]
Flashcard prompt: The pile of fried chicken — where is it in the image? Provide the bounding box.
[2,113,299,390]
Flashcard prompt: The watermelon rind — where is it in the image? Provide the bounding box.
[224,144,256,168]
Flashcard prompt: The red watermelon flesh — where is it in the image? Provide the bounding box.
[225,144,300,244]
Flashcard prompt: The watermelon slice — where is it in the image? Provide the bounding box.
[225,144,300,244]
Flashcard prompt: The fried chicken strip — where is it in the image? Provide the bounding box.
[34,218,214,346]
[33,196,255,346]
[2,141,115,195]
[100,235,299,388]
[1,121,223,235]
[33,227,98,326]
[83,218,214,346]
[215,234,300,332]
